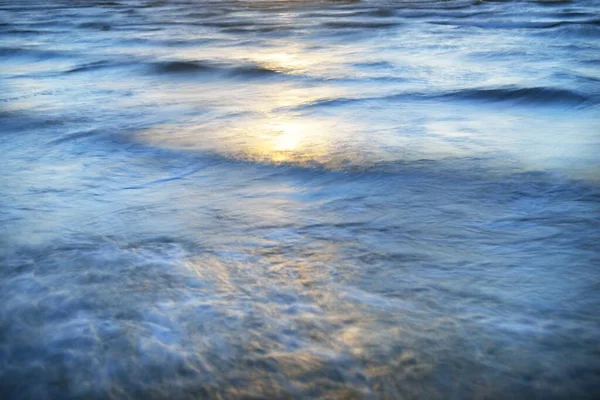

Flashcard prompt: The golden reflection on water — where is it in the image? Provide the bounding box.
[138,111,368,167]
[250,48,321,76]
[245,116,332,163]
[135,42,358,165]
[134,43,375,166]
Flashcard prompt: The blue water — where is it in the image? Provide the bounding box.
[1,0,599,398]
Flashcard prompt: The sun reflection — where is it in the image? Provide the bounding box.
[251,51,314,75]
[133,41,372,168]
[273,128,300,152]
[240,116,333,164]
[137,114,340,165]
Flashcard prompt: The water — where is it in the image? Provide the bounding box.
[1,0,599,398]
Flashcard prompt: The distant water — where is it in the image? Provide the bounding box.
[1,0,599,399]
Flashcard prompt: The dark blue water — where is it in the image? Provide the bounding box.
[1,0,599,399]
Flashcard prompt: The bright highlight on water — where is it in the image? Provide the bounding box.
[1,0,599,399]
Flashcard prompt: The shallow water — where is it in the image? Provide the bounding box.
[1,0,599,399]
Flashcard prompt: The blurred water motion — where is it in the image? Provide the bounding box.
[138,115,372,166]
[1,0,600,399]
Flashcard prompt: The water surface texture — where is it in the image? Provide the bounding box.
[1,0,600,399]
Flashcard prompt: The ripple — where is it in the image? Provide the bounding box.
[2,0,600,398]
[150,60,282,78]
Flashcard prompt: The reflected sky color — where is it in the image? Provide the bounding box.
[1,0,599,399]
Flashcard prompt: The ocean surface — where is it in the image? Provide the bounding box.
[1,0,599,398]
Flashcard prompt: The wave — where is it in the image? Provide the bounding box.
[429,18,600,30]
[440,86,591,106]
[65,60,123,73]
[78,21,111,31]
[322,21,401,29]
[47,129,103,145]
[151,60,215,74]
[62,59,284,79]
[294,85,592,110]
[0,29,43,35]
[126,135,600,198]
[123,167,204,190]
[0,46,67,59]
[150,60,282,78]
